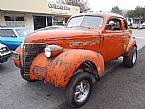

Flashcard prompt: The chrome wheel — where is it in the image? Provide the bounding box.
[74,80,90,103]
[132,50,137,64]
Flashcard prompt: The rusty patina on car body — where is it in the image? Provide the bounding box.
[13,13,137,88]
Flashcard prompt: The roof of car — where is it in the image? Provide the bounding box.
[71,12,125,19]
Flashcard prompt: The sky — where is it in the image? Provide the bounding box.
[88,0,145,12]
[49,0,145,12]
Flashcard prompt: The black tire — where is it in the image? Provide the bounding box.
[65,70,94,108]
[20,69,36,82]
[123,47,137,67]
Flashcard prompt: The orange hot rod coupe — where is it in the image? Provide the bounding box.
[13,13,137,108]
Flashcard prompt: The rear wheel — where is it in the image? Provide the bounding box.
[123,47,137,67]
[65,70,94,108]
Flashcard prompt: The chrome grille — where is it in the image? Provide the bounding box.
[22,43,47,75]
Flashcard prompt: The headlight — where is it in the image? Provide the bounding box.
[44,45,63,58]
[0,48,3,53]
[44,47,51,57]
[0,47,7,55]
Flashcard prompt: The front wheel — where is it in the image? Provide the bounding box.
[123,47,137,67]
[65,71,94,108]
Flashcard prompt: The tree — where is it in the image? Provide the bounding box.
[127,6,145,21]
[111,6,123,15]
[56,0,90,13]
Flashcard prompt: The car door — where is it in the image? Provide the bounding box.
[0,29,22,51]
[100,18,125,62]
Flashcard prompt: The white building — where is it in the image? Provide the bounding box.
[0,0,80,30]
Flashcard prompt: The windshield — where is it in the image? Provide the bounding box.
[0,29,15,37]
[0,29,33,37]
[16,29,33,37]
[67,15,104,29]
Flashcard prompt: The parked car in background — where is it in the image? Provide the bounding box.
[0,43,11,63]
[0,28,33,51]
[140,22,145,29]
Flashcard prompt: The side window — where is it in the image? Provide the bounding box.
[106,18,122,31]
[123,20,128,30]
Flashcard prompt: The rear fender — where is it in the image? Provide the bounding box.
[30,49,104,87]
[125,37,137,56]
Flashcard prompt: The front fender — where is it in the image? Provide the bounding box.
[30,49,104,87]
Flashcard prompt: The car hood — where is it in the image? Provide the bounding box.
[24,28,100,43]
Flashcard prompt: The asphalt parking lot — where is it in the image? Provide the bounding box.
[0,30,145,109]
[133,29,145,50]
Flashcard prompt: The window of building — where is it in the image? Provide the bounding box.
[4,16,15,21]
[33,16,47,30]
[4,16,24,21]
[53,17,64,26]
[47,16,52,26]
[4,15,25,27]
[15,16,24,21]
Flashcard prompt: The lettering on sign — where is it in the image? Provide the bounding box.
[48,3,70,10]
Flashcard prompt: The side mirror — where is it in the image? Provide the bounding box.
[12,35,17,38]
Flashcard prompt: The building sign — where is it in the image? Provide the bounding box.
[48,3,70,11]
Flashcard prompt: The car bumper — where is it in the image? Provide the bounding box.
[140,25,145,29]
[12,51,21,68]
[0,52,11,63]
